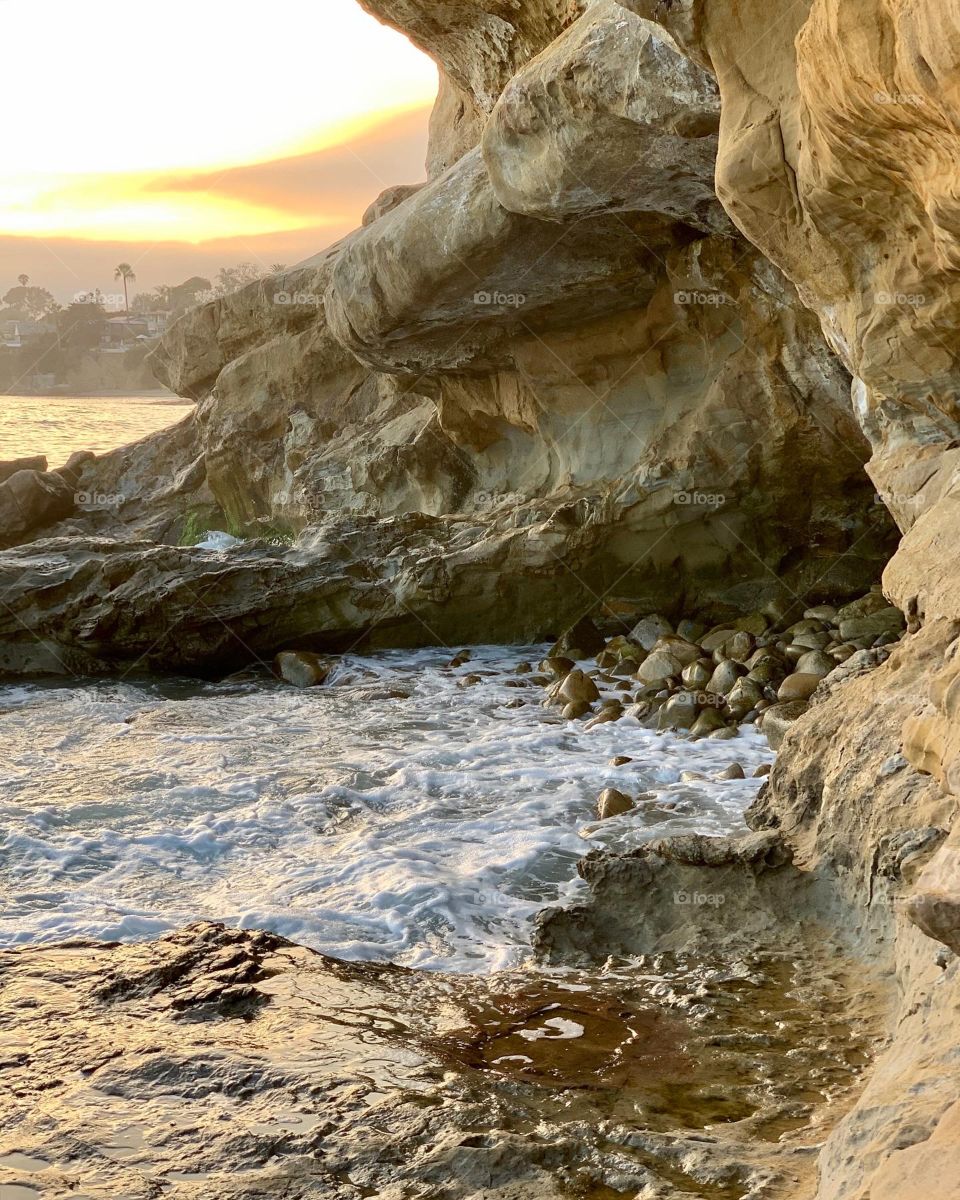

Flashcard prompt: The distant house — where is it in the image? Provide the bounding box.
[1,319,57,348]
[101,314,166,350]
[138,311,169,338]
[101,313,168,352]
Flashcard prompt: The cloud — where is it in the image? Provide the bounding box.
[149,107,430,221]
[0,107,430,302]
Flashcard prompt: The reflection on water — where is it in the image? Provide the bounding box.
[0,393,192,467]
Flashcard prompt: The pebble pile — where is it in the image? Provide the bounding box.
[538,587,906,752]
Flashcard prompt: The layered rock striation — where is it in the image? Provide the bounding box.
[0,0,897,675]
[2,2,960,1196]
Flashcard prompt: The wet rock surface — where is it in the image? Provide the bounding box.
[0,922,889,1200]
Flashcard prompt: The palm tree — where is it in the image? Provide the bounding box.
[17,274,29,288]
[114,263,136,313]
[270,263,287,275]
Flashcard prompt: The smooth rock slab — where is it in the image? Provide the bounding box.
[0,920,844,1199]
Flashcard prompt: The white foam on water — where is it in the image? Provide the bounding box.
[0,647,773,972]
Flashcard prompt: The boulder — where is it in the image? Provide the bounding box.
[760,701,809,751]
[0,455,47,484]
[838,608,904,643]
[725,677,764,719]
[636,651,681,685]
[690,707,728,737]
[657,691,700,731]
[706,659,744,696]
[558,669,601,705]
[0,470,75,546]
[652,635,701,666]
[682,659,713,689]
[274,651,335,688]
[777,673,821,703]
[597,787,634,819]
[794,650,837,679]
[629,615,674,651]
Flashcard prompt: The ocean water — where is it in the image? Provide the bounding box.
[0,393,192,468]
[0,646,773,972]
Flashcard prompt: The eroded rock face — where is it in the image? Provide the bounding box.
[360,0,585,116]
[618,0,960,536]
[324,146,677,374]
[484,1,730,234]
[0,515,609,675]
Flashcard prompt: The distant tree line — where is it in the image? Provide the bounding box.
[0,262,287,393]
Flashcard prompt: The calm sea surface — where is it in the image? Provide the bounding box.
[0,393,193,468]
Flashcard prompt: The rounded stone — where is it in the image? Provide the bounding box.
[700,628,737,653]
[541,656,576,679]
[706,659,746,696]
[597,788,634,819]
[760,700,809,750]
[628,614,675,651]
[690,707,727,737]
[777,672,821,702]
[682,659,713,690]
[274,650,335,689]
[791,631,832,651]
[726,676,765,718]
[786,618,827,636]
[657,691,700,731]
[794,650,836,679]
[725,631,755,662]
[747,658,787,685]
[653,635,701,666]
[559,669,601,704]
[636,650,682,685]
[676,618,706,642]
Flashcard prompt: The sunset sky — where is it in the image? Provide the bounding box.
[1,0,436,301]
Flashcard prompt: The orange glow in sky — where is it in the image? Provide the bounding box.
[2,0,437,244]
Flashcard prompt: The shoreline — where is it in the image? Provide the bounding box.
[2,388,191,402]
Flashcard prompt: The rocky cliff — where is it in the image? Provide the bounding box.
[1,1,959,1196]
[0,0,899,674]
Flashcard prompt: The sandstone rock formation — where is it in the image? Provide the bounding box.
[4,1,960,1195]
[10,0,894,676]
[483,1,731,234]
